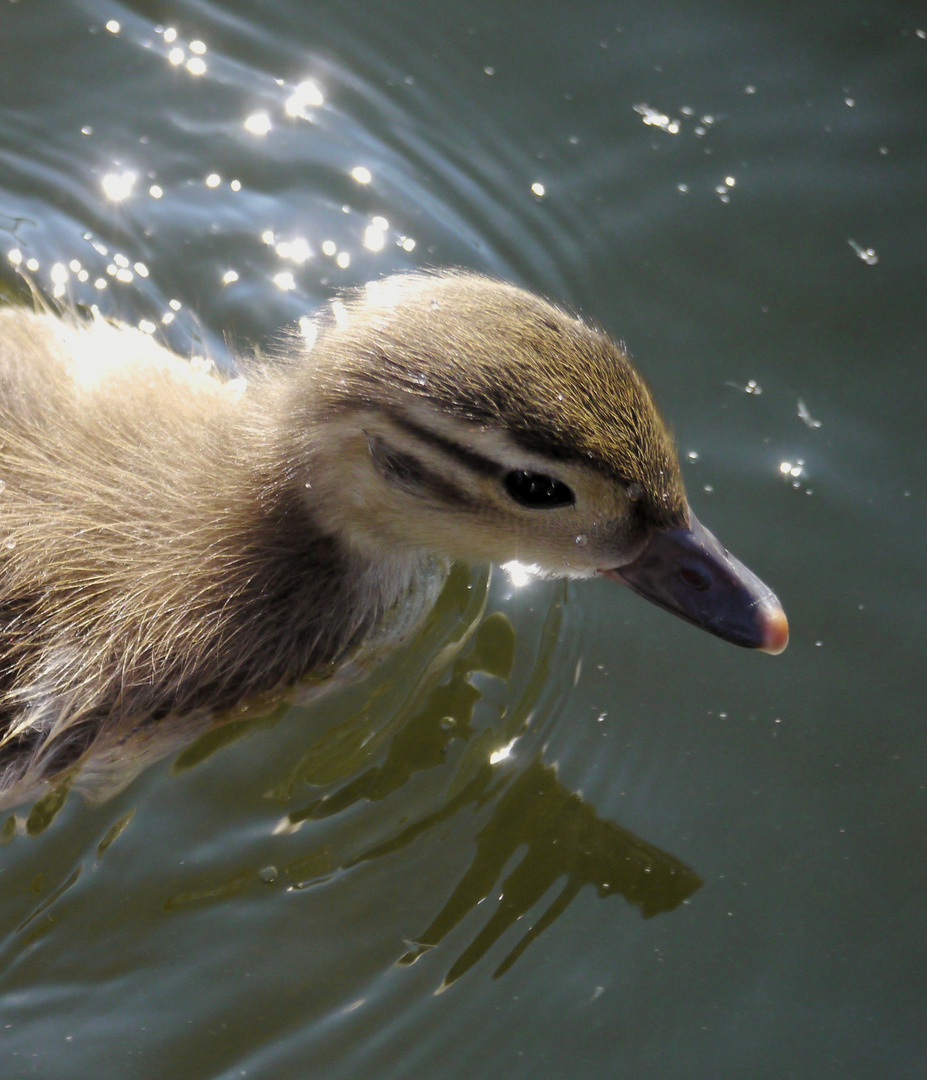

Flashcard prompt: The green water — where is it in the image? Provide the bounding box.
[0,1,924,1077]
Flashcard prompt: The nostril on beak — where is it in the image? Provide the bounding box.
[678,566,711,591]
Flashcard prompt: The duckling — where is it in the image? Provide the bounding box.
[0,271,787,802]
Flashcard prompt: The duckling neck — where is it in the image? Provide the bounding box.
[239,450,436,670]
[150,415,435,711]
[1,383,433,764]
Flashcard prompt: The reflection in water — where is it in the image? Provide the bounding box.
[14,865,81,946]
[153,592,700,986]
[2,563,700,992]
[284,611,516,823]
[21,772,76,838]
[391,758,701,987]
[0,565,488,939]
[272,598,700,987]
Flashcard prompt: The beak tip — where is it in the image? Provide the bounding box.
[757,603,789,655]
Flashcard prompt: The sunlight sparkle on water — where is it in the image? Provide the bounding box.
[64,257,86,282]
[351,166,372,185]
[275,238,312,263]
[244,112,272,136]
[363,224,387,252]
[101,170,136,201]
[50,262,68,298]
[633,103,680,134]
[489,739,518,766]
[285,80,325,117]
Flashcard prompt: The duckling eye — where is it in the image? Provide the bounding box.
[503,470,575,509]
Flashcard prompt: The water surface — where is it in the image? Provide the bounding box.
[0,1,924,1077]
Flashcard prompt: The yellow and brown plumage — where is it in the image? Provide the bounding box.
[0,271,787,804]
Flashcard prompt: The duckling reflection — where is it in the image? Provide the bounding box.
[154,600,700,986]
[282,609,515,824]
[0,271,787,806]
[394,758,702,988]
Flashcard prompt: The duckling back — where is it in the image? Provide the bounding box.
[0,308,420,793]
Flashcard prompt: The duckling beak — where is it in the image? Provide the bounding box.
[603,510,789,654]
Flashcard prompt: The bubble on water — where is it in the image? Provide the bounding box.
[848,238,878,265]
[797,399,822,429]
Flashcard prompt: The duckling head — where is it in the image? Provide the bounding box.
[283,272,787,654]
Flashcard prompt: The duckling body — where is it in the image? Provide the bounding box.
[0,305,416,785]
[0,272,786,802]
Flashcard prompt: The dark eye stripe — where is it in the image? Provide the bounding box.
[380,412,579,511]
[367,434,476,507]
[387,412,502,478]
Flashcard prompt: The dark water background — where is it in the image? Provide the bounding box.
[0,1,924,1077]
